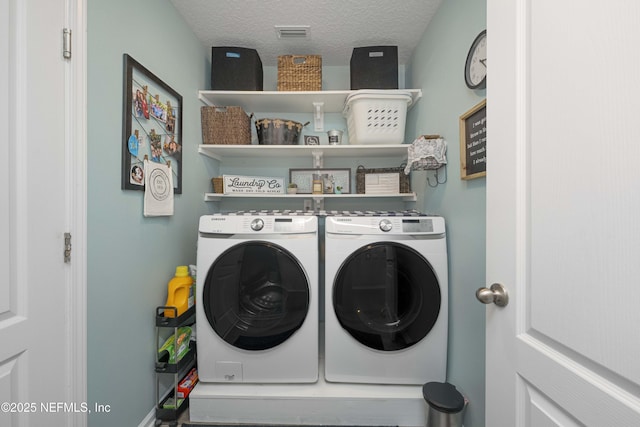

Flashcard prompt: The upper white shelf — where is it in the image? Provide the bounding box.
[198,144,409,162]
[197,89,422,113]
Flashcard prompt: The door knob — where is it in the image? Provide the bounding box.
[476,283,509,307]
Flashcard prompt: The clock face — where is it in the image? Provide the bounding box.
[465,30,487,89]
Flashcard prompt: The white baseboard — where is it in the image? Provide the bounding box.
[138,407,156,427]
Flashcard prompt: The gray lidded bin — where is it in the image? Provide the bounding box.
[422,381,467,427]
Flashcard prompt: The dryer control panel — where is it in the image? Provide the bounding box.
[326,216,445,236]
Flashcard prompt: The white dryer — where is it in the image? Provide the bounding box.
[196,213,318,383]
[324,214,448,385]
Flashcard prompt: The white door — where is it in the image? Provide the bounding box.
[0,0,85,425]
[485,1,640,426]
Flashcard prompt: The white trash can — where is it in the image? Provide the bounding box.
[422,381,467,427]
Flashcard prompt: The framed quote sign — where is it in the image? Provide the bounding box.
[459,99,486,180]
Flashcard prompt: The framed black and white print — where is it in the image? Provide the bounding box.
[289,168,351,194]
[122,54,183,193]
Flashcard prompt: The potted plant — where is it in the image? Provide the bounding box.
[287,183,298,194]
[335,185,343,195]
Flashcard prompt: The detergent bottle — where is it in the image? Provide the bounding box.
[164,266,193,318]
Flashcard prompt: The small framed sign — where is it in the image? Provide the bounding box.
[304,135,320,145]
[459,99,487,180]
[364,173,400,194]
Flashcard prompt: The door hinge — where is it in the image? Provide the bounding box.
[63,28,72,59]
[64,232,72,263]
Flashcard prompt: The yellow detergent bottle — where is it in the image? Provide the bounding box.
[164,266,193,318]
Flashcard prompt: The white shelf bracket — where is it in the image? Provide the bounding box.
[311,150,324,168]
[313,102,324,131]
[313,196,324,211]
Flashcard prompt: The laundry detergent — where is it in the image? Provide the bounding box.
[163,265,193,318]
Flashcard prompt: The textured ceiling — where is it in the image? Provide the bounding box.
[169,0,443,66]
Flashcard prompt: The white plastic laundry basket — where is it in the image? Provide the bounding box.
[343,90,413,144]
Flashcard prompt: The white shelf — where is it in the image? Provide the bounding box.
[198,89,420,208]
[198,144,409,162]
[198,89,422,114]
[204,193,417,202]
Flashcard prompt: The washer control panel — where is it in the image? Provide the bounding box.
[199,215,317,234]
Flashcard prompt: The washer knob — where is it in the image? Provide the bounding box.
[379,219,393,232]
[250,218,264,231]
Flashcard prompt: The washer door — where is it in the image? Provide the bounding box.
[333,242,441,351]
[203,241,310,351]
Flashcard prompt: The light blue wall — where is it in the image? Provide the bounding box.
[87,0,211,425]
[406,0,487,426]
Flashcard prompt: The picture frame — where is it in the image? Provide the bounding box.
[459,99,486,180]
[122,54,183,193]
[289,168,351,194]
[304,135,320,145]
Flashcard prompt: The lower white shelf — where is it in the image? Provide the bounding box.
[204,193,417,202]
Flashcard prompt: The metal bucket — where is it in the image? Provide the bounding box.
[255,118,309,145]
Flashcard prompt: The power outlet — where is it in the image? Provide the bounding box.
[303,199,313,212]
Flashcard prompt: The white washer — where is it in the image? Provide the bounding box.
[196,213,318,383]
[324,215,448,385]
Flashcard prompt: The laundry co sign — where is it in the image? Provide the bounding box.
[223,175,284,194]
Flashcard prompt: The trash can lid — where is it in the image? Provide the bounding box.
[422,382,466,413]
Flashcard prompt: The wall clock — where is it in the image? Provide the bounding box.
[464,30,487,90]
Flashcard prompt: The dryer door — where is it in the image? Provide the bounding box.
[333,242,441,351]
[203,241,310,351]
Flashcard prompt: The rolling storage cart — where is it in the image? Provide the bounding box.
[154,305,196,426]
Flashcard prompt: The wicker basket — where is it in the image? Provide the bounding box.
[211,177,224,193]
[356,165,411,194]
[201,106,252,145]
[277,55,322,91]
